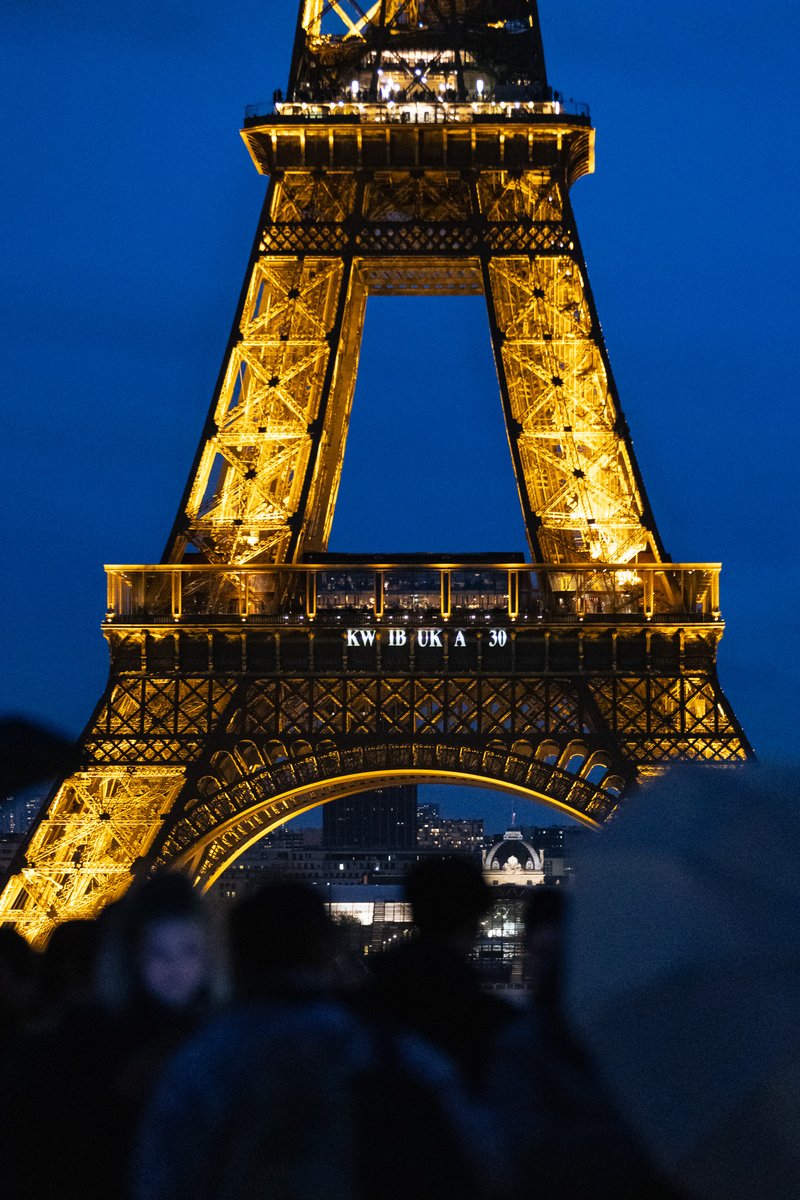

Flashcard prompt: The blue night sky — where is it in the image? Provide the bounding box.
[1,3,798,829]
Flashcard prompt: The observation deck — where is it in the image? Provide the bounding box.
[105,560,721,629]
[241,98,594,183]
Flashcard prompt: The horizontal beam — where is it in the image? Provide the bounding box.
[106,561,722,572]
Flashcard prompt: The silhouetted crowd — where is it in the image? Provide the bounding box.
[0,859,685,1200]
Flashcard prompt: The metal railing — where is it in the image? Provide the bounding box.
[104,562,721,626]
[244,97,590,125]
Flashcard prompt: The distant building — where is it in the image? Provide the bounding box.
[522,825,568,856]
[245,827,322,855]
[0,834,23,884]
[475,883,530,991]
[213,840,425,904]
[488,823,588,884]
[417,808,484,853]
[483,828,545,887]
[0,789,48,836]
[323,785,417,850]
[323,883,413,955]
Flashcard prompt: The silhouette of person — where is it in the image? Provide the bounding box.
[3,873,219,1200]
[134,880,485,1200]
[360,856,515,1093]
[484,887,688,1199]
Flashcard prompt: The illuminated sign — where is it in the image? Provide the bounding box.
[345,627,508,648]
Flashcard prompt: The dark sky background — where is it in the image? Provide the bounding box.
[1,2,797,831]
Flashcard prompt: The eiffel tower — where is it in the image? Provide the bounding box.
[1,1,751,942]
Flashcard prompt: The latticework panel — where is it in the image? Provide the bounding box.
[587,674,749,763]
[356,259,483,296]
[475,169,659,565]
[175,220,366,564]
[85,676,239,763]
[293,0,546,106]
[157,734,623,885]
[365,172,471,221]
[486,249,658,565]
[232,674,596,744]
[477,171,564,224]
[0,769,185,945]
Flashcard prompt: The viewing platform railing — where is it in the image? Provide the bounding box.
[104,562,722,627]
[244,98,590,126]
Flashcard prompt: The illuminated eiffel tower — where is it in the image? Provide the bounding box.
[1,1,751,942]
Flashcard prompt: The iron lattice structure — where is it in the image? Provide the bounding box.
[1,1,751,942]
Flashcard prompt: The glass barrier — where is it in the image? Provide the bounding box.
[384,569,441,613]
[450,569,510,614]
[105,564,721,625]
[315,571,376,612]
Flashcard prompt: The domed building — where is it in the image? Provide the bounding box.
[483,828,545,887]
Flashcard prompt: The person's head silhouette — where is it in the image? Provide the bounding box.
[405,856,491,955]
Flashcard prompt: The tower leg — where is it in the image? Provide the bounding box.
[170,173,369,567]
[474,171,659,565]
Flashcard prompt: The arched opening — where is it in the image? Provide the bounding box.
[166,739,624,890]
[190,767,613,991]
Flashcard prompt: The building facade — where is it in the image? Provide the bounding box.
[322,785,418,850]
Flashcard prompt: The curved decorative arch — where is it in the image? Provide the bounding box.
[484,836,543,874]
[535,740,561,764]
[148,733,626,888]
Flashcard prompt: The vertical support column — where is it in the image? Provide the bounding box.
[242,572,250,620]
[166,172,369,568]
[507,569,519,619]
[710,569,720,618]
[171,571,182,621]
[643,570,654,620]
[306,570,318,619]
[575,569,585,617]
[472,170,663,568]
[441,569,451,620]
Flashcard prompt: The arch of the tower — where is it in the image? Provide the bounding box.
[0,728,623,946]
[153,733,624,888]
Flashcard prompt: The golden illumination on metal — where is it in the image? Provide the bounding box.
[0,769,185,944]
[177,253,364,564]
[0,2,751,942]
[169,142,624,568]
[173,754,611,892]
[487,253,656,563]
